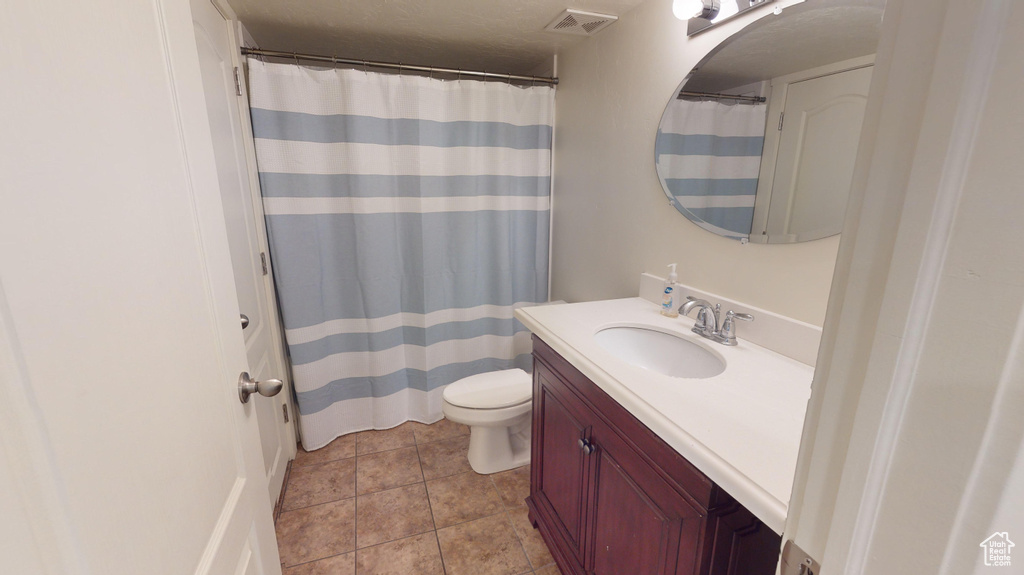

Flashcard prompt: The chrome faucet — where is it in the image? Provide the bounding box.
[678,298,720,338]
[678,297,754,346]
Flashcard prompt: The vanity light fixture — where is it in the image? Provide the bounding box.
[677,0,775,36]
[672,0,720,20]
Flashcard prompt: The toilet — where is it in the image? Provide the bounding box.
[441,368,533,474]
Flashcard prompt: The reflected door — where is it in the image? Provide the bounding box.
[764,65,873,242]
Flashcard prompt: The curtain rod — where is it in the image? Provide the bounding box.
[677,90,766,103]
[240,47,559,86]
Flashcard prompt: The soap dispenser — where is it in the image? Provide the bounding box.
[660,263,679,317]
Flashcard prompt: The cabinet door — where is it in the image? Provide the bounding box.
[533,365,592,565]
[587,421,704,575]
[704,501,782,575]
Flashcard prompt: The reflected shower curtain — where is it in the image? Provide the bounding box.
[656,100,767,240]
[247,60,553,449]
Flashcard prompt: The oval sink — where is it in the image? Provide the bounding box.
[594,326,725,379]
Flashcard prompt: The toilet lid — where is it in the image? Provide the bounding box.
[442,368,532,409]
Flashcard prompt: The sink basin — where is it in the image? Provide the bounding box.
[594,326,725,379]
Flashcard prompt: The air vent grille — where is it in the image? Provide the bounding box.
[544,9,618,36]
[555,14,579,29]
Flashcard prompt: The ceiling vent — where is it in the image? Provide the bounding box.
[544,9,618,36]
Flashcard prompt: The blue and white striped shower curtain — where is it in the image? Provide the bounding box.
[247,60,553,449]
[656,100,767,239]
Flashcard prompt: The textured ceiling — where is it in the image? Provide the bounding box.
[684,1,885,93]
[226,0,645,76]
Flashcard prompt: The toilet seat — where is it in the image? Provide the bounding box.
[442,368,532,410]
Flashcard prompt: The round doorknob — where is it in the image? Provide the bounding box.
[238,371,284,404]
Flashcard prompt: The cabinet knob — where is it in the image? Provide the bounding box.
[578,438,595,455]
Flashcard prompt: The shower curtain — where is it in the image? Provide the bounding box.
[247,60,554,449]
[656,99,767,239]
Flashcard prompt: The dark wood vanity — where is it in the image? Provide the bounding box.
[527,335,781,575]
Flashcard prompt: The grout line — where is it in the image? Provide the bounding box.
[435,508,508,532]
[353,449,359,552]
[291,451,356,469]
[356,478,426,498]
[355,442,416,458]
[415,440,448,575]
[496,475,535,571]
[350,529,439,553]
[354,525,436,553]
[282,549,352,571]
[278,492,358,514]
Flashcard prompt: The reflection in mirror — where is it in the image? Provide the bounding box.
[655,0,885,243]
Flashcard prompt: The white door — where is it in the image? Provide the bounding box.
[0,1,281,573]
[191,0,296,506]
[765,65,873,241]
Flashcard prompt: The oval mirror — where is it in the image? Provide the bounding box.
[655,0,885,243]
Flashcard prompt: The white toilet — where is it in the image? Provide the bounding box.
[441,368,533,474]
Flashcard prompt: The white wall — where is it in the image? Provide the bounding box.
[786,0,1024,572]
[550,0,839,326]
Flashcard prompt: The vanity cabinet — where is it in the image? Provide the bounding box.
[527,336,781,575]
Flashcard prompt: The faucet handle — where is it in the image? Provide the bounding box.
[718,310,754,346]
[728,311,753,322]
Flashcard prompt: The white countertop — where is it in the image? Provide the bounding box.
[515,297,813,534]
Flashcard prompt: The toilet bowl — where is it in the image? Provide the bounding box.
[441,368,533,474]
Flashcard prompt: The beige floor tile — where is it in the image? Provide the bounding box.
[294,435,356,468]
[436,513,531,575]
[355,423,416,455]
[283,458,356,511]
[507,505,555,569]
[410,418,470,445]
[276,499,356,567]
[491,464,531,509]
[356,446,423,495]
[534,563,564,575]
[417,435,472,480]
[354,532,445,575]
[356,483,435,549]
[426,471,504,529]
[283,552,355,575]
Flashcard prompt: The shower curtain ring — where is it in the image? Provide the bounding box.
[292,52,299,65]
[457,69,462,81]
[332,55,337,69]
[508,73,513,85]
[362,60,368,74]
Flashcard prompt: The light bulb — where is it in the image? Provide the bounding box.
[672,0,706,20]
[716,0,739,20]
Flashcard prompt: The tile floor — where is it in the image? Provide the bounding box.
[275,418,564,575]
